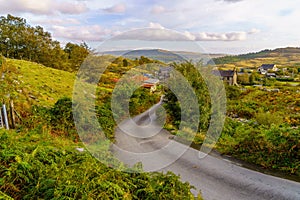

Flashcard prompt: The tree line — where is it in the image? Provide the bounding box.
[0,14,89,72]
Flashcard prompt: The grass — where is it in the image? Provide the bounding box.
[2,59,75,108]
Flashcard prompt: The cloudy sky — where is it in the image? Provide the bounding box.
[0,0,299,54]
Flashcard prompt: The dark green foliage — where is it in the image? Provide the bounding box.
[219,122,300,175]
[49,97,75,133]
[129,87,160,116]
[0,14,89,72]
[276,77,295,82]
[225,85,241,100]
[0,130,197,199]
[64,42,90,72]
[96,101,116,140]
[163,61,211,132]
[164,90,181,129]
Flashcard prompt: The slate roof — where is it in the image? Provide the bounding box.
[212,70,235,77]
[260,64,276,70]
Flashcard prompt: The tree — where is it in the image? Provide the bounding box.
[64,42,90,72]
[0,14,71,71]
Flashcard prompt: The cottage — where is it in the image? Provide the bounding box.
[158,66,172,80]
[258,64,278,74]
[143,78,160,92]
[212,69,238,86]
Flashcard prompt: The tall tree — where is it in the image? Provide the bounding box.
[0,14,110,73]
[64,42,90,72]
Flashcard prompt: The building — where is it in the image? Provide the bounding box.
[158,66,172,80]
[258,64,278,74]
[212,69,238,86]
[143,78,160,92]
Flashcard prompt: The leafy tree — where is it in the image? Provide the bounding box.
[0,14,90,72]
[64,42,90,72]
[164,61,211,132]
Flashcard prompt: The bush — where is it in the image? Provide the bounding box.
[49,97,76,137]
[226,85,241,100]
[0,130,199,199]
[255,112,283,127]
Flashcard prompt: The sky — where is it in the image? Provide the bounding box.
[0,0,299,54]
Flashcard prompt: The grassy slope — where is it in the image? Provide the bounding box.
[2,59,75,108]
[214,47,300,69]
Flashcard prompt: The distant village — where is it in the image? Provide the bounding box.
[121,62,300,95]
[214,63,300,87]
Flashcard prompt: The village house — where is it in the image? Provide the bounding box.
[258,64,278,74]
[157,66,172,80]
[143,78,160,92]
[212,68,238,86]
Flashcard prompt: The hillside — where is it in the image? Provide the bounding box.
[1,58,75,110]
[211,47,300,69]
[101,49,225,64]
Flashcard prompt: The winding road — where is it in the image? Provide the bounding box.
[111,101,300,200]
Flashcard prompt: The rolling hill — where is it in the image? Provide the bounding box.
[210,47,300,69]
[0,58,75,110]
[101,49,225,64]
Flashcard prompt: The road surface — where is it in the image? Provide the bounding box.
[111,101,300,200]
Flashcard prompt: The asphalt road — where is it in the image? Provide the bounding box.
[111,102,300,200]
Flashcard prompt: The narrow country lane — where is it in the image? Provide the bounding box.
[111,102,300,200]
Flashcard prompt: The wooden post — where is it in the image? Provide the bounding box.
[9,100,15,129]
[2,104,9,130]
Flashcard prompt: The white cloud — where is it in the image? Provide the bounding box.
[113,28,194,41]
[0,0,88,15]
[103,3,126,13]
[33,18,82,26]
[111,28,255,41]
[194,31,247,41]
[52,25,111,41]
[148,22,165,29]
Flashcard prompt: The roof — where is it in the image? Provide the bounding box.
[212,70,235,77]
[159,66,173,72]
[143,83,155,88]
[144,78,159,85]
[260,64,276,70]
[132,75,149,83]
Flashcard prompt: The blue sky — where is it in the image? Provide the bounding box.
[0,0,299,54]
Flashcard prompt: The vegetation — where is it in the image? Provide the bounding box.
[1,13,300,198]
[0,14,89,72]
[218,119,300,175]
[211,47,300,65]
[0,129,197,199]
[0,56,200,199]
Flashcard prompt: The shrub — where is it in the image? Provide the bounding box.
[49,97,76,138]
[225,85,241,100]
[255,112,283,127]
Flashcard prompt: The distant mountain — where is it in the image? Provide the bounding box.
[210,47,300,65]
[100,49,226,64]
